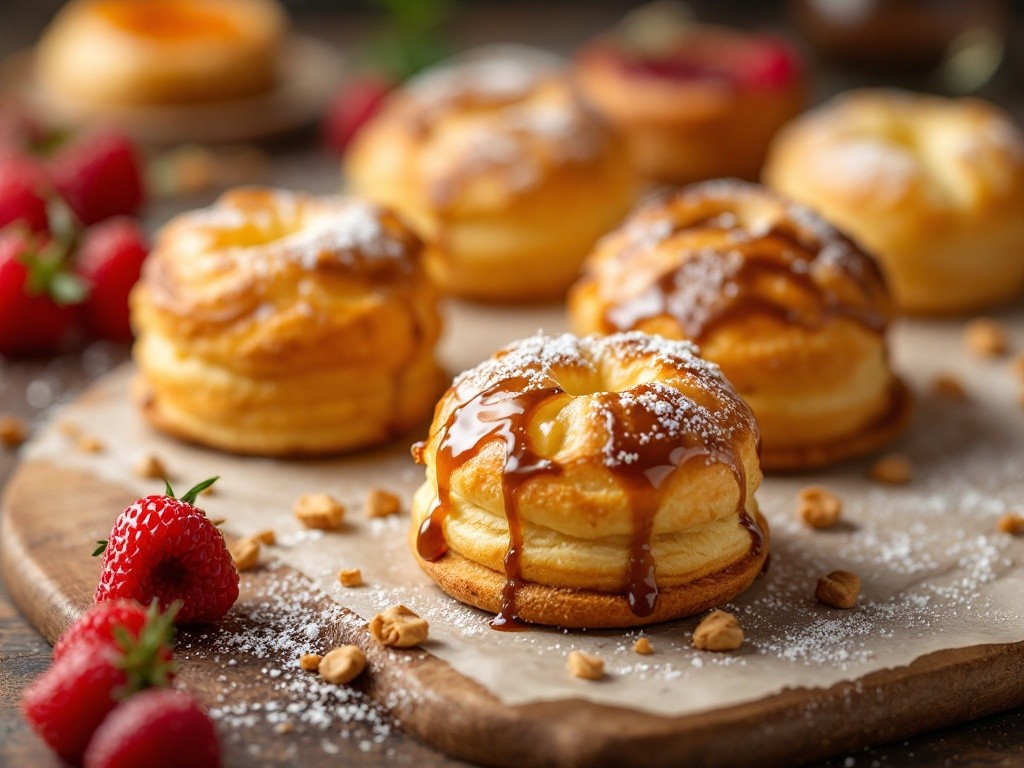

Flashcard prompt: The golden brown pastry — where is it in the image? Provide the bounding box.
[131,187,444,456]
[763,89,1024,314]
[410,332,768,629]
[37,0,286,107]
[345,55,637,302]
[569,180,910,471]
[573,16,805,185]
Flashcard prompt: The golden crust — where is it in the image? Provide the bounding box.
[763,89,1024,314]
[569,180,907,470]
[37,0,286,107]
[131,187,444,456]
[345,56,637,302]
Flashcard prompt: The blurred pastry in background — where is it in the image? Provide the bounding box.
[37,0,287,109]
[132,188,444,456]
[345,51,637,302]
[569,180,910,471]
[572,2,805,185]
[763,89,1024,315]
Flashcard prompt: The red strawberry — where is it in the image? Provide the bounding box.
[322,76,392,155]
[94,478,239,623]
[84,689,221,768]
[0,228,85,357]
[51,130,145,226]
[0,154,50,233]
[53,599,150,662]
[75,217,148,343]
[22,603,176,763]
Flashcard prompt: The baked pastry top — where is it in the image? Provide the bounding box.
[763,89,1024,314]
[346,54,637,302]
[411,332,767,628]
[569,180,910,470]
[132,187,444,456]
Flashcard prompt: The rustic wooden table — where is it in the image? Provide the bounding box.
[1,3,1023,766]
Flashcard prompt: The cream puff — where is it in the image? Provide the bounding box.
[410,332,767,629]
[569,180,910,471]
[131,187,444,456]
[763,89,1024,314]
[345,54,637,302]
[36,0,287,107]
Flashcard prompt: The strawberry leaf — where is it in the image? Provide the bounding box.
[180,476,218,505]
[49,271,88,305]
[92,540,108,557]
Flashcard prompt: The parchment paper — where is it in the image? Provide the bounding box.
[24,300,1024,717]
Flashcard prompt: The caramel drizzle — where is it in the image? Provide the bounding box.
[417,377,759,628]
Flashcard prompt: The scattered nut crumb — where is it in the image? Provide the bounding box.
[996,513,1024,535]
[632,637,653,655]
[209,517,226,527]
[567,650,604,680]
[299,652,322,671]
[369,605,428,648]
[364,488,401,518]
[319,645,367,685]
[796,486,842,529]
[0,414,28,448]
[338,568,364,588]
[816,570,861,609]
[274,722,294,734]
[293,493,345,530]
[134,453,167,479]
[930,374,967,401]
[254,529,276,545]
[870,454,911,485]
[692,610,743,652]
[77,436,104,454]
[57,420,80,439]
[229,537,260,572]
[964,318,1008,357]
[201,484,215,496]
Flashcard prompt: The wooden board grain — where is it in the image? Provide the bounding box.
[3,455,1024,768]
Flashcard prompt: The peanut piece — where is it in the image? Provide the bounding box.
[567,650,604,680]
[338,568,364,587]
[319,646,367,685]
[796,486,842,529]
[816,570,860,609]
[230,537,260,572]
[964,318,1008,357]
[364,488,401,519]
[293,493,345,530]
[254,529,276,545]
[369,605,428,648]
[930,374,967,401]
[870,454,911,485]
[632,637,654,655]
[77,436,104,454]
[0,414,28,448]
[692,610,743,651]
[997,513,1024,535]
[134,453,167,479]
[299,652,322,671]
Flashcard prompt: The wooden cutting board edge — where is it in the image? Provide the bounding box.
[3,458,1023,768]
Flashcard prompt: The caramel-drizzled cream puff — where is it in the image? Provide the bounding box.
[569,180,911,471]
[345,55,637,302]
[131,187,444,456]
[763,90,1024,314]
[410,332,767,629]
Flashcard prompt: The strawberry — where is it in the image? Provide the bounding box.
[50,130,145,226]
[322,76,392,155]
[22,603,176,763]
[83,689,221,768]
[94,478,239,623]
[53,599,151,662]
[75,217,148,343]
[0,228,85,357]
[0,154,50,233]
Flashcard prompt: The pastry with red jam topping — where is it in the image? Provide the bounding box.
[569,180,911,471]
[410,332,767,629]
[572,6,804,184]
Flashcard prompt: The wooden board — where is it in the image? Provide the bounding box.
[2,398,1024,768]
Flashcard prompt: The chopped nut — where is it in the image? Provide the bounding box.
[816,570,861,609]
[254,529,276,545]
[692,610,743,651]
[567,650,604,680]
[964,318,1008,357]
[996,513,1024,535]
[201,484,216,496]
[796,486,842,529]
[319,645,367,685]
[57,420,80,439]
[0,414,28,448]
[364,488,401,519]
[209,517,226,527]
[369,605,428,648]
[77,436,104,454]
[632,637,654,655]
[930,374,967,401]
[293,493,345,530]
[274,722,294,734]
[338,568,364,587]
[230,537,260,572]
[869,454,911,485]
[134,453,167,479]
[299,652,322,671]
